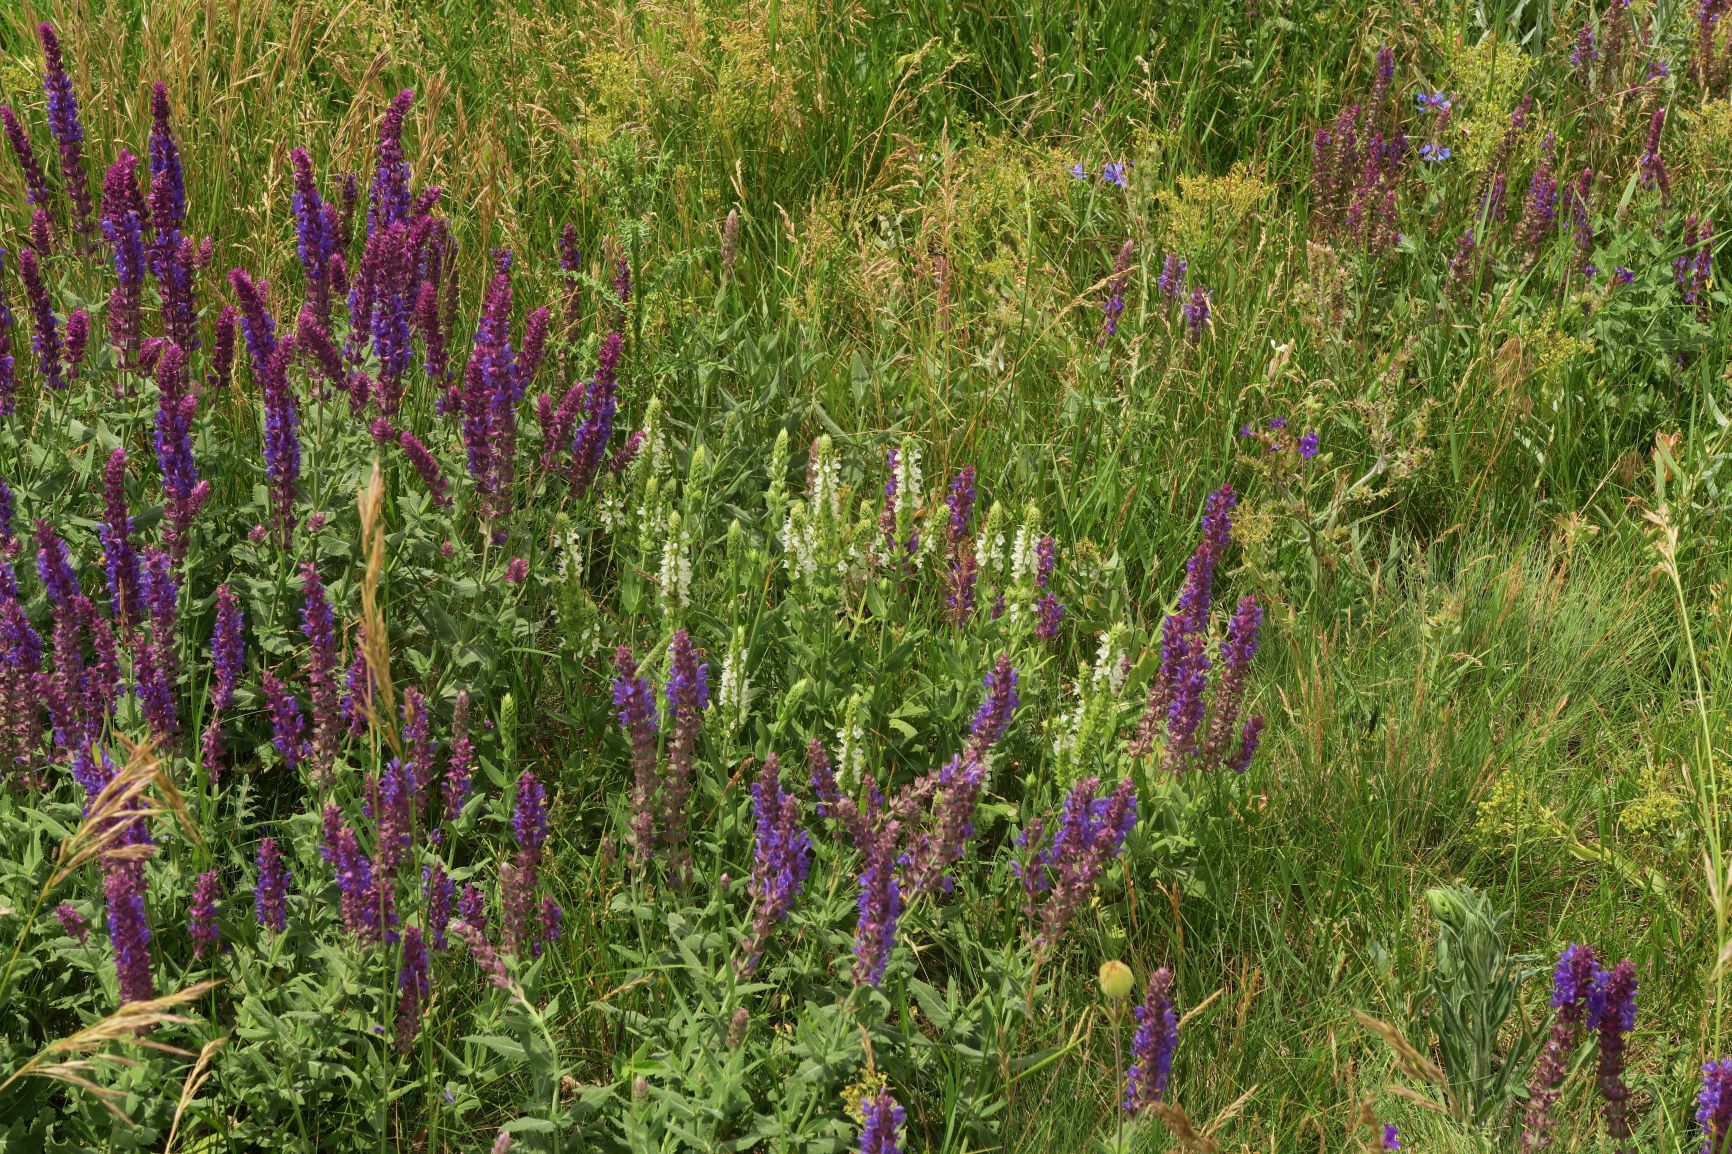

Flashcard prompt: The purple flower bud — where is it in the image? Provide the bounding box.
[263,669,307,773]
[100,449,141,627]
[852,785,903,986]
[55,900,89,942]
[104,856,154,1004]
[738,753,812,974]
[63,307,88,379]
[614,646,660,864]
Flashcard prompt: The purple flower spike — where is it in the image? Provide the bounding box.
[569,331,623,495]
[1593,959,1638,1145]
[852,785,903,986]
[368,90,415,240]
[1026,776,1138,945]
[394,926,429,1052]
[188,870,220,959]
[38,24,94,247]
[1100,239,1134,343]
[99,449,141,628]
[54,901,89,943]
[1698,1060,1732,1154]
[1,107,51,209]
[263,669,307,773]
[300,562,341,774]
[738,753,812,974]
[254,837,290,932]
[17,247,62,391]
[858,1090,906,1154]
[104,857,154,1005]
[614,646,660,865]
[969,655,1020,755]
[1124,967,1179,1113]
[1183,285,1211,341]
[1157,252,1187,300]
[660,630,708,883]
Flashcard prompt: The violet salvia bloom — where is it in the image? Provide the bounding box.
[1124,966,1179,1113]
[331,821,381,939]
[739,753,813,974]
[1384,1125,1401,1150]
[458,882,487,930]
[904,752,987,897]
[660,630,708,881]
[1698,1060,1732,1154]
[35,519,79,610]
[1568,168,1595,264]
[809,737,842,818]
[209,583,244,716]
[1183,285,1211,341]
[38,24,93,247]
[375,759,414,872]
[452,918,512,991]
[228,267,278,378]
[17,247,62,391]
[1100,239,1134,343]
[0,478,11,546]
[367,90,415,240]
[539,895,563,944]
[858,1090,906,1154]
[209,306,237,394]
[425,862,454,949]
[1372,44,1394,106]
[852,786,903,986]
[570,331,623,494]
[99,449,141,628]
[398,430,451,509]
[147,83,184,231]
[443,691,475,823]
[296,305,345,396]
[135,548,179,739]
[1572,21,1597,68]
[394,925,429,1052]
[1200,596,1262,766]
[1523,943,1599,1149]
[461,262,520,520]
[944,467,979,623]
[1030,776,1138,945]
[1521,137,1559,253]
[1158,252,1187,300]
[500,858,540,958]
[63,307,87,380]
[1,106,51,208]
[614,646,660,864]
[254,837,289,932]
[263,669,307,772]
[260,341,301,539]
[188,869,220,958]
[0,252,14,415]
[1641,107,1671,200]
[968,655,1020,756]
[290,147,334,326]
[104,858,154,1004]
[100,155,146,368]
[54,901,89,943]
[1593,959,1638,1145]
[151,343,207,562]
[513,769,549,864]
[299,562,342,773]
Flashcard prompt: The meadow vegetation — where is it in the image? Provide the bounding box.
[0,0,1729,1151]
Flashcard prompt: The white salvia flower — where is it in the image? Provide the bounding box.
[658,512,692,610]
[782,503,819,579]
[555,527,584,580]
[834,693,868,791]
[714,628,750,734]
[598,490,627,532]
[1093,625,1130,694]
[894,443,922,521]
[1009,523,1040,587]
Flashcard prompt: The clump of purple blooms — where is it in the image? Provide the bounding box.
[1124,966,1179,1113]
[1130,485,1264,773]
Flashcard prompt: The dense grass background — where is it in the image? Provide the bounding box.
[1,0,1729,1150]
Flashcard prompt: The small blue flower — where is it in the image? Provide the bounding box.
[1584,264,1598,278]
[1069,162,1089,180]
[1416,92,1452,114]
[1614,266,1634,284]
[1102,161,1129,189]
[1647,59,1669,80]
[1419,144,1451,162]
[1298,430,1320,460]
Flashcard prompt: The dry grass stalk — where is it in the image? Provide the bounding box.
[164,1036,227,1151]
[51,736,200,889]
[356,461,400,755]
[0,981,218,1122]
